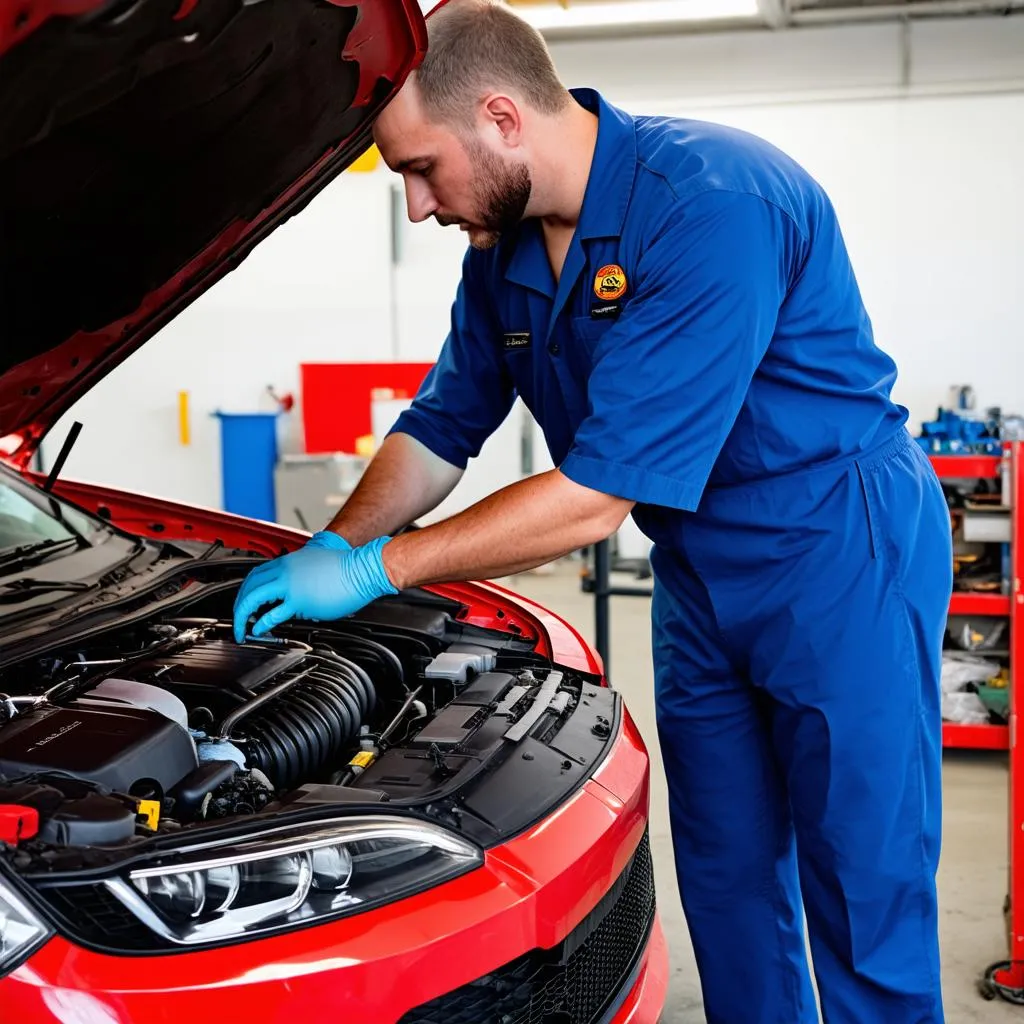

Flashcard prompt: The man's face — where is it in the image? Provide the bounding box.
[374,85,531,250]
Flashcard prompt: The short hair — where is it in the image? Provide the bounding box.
[415,0,570,127]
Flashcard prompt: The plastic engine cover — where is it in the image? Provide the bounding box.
[0,702,197,797]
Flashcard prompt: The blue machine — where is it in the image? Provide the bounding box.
[916,407,1004,456]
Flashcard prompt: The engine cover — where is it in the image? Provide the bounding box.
[0,701,197,797]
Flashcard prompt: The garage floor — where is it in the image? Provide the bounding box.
[500,561,1019,1022]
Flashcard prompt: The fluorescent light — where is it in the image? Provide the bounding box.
[509,0,760,31]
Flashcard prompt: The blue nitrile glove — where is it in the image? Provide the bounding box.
[305,530,352,552]
[232,531,397,643]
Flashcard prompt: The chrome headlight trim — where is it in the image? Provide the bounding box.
[0,874,53,976]
[102,815,482,947]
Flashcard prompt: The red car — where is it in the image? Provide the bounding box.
[0,1,668,1021]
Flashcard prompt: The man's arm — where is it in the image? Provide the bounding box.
[323,432,464,547]
[381,469,634,588]
[233,464,631,642]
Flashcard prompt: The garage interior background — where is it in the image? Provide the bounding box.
[37,2,1024,546]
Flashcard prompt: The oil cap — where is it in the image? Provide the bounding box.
[0,804,40,845]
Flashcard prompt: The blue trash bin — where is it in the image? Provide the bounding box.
[213,411,279,522]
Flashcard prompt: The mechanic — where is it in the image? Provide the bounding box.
[233,2,952,1020]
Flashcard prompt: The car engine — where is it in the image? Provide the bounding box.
[0,598,614,859]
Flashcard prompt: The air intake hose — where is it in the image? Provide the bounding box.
[242,651,375,791]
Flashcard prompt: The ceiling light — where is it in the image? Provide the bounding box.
[507,0,761,32]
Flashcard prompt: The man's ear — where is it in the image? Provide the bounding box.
[479,94,523,148]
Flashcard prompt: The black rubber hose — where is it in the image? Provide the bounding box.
[273,704,318,779]
[324,636,404,693]
[288,691,335,760]
[311,672,362,734]
[313,648,377,709]
[300,686,348,750]
[243,665,373,790]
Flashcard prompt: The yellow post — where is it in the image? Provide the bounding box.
[178,390,190,446]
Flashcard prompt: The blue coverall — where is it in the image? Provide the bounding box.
[391,88,952,1023]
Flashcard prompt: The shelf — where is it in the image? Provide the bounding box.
[929,454,1003,479]
[949,593,1012,616]
[943,722,1009,750]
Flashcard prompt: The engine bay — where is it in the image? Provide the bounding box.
[0,589,617,871]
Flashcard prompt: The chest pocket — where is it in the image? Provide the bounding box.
[574,241,629,362]
[570,315,616,368]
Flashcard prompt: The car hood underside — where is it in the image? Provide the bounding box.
[0,0,426,465]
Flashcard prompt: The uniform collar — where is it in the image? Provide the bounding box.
[571,88,638,241]
[504,88,637,295]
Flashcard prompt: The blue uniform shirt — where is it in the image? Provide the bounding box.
[391,89,907,540]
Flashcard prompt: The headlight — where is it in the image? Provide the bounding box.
[0,877,52,975]
[105,816,482,946]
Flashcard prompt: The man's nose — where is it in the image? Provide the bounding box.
[405,178,437,223]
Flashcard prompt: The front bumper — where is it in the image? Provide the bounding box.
[0,710,666,1023]
[612,916,669,1024]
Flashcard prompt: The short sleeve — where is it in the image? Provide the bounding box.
[559,190,794,510]
[388,248,516,470]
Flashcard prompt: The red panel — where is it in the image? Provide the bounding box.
[300,362,434,454]
[928,454,1003,479]
[942,722,1009,750]
[949,593,1012,617]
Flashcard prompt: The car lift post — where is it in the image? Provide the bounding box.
[583,539,653,682]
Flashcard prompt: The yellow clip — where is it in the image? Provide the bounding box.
[349,751,375,769]
[137,799,161,831]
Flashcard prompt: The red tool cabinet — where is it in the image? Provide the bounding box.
[933,447,1019,752]
[932,444,1024,1000]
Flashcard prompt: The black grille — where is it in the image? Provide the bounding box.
[37,881,164,952]
[399,829,656,1024]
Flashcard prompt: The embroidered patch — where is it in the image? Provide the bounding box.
[590,302,622,320]
[503,331,531,350]
[593,264,627,302]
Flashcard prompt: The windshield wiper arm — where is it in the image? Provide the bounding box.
[0,537,82,573]
[0,577,97,605]
[0,578,94,595]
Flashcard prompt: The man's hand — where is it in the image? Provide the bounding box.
[232,531,397,642]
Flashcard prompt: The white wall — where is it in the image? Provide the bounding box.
[42,14,1024,524]
[677,93,1024,431]
[42,173,397,511]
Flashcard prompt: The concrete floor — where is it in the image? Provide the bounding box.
[500,561,1019,1022]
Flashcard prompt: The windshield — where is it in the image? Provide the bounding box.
[0,467,108,554]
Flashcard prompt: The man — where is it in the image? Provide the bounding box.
[233,2,952,1020]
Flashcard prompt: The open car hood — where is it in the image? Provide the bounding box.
[0,0,427,467]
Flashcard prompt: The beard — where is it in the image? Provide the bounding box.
[435,140,531,250]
